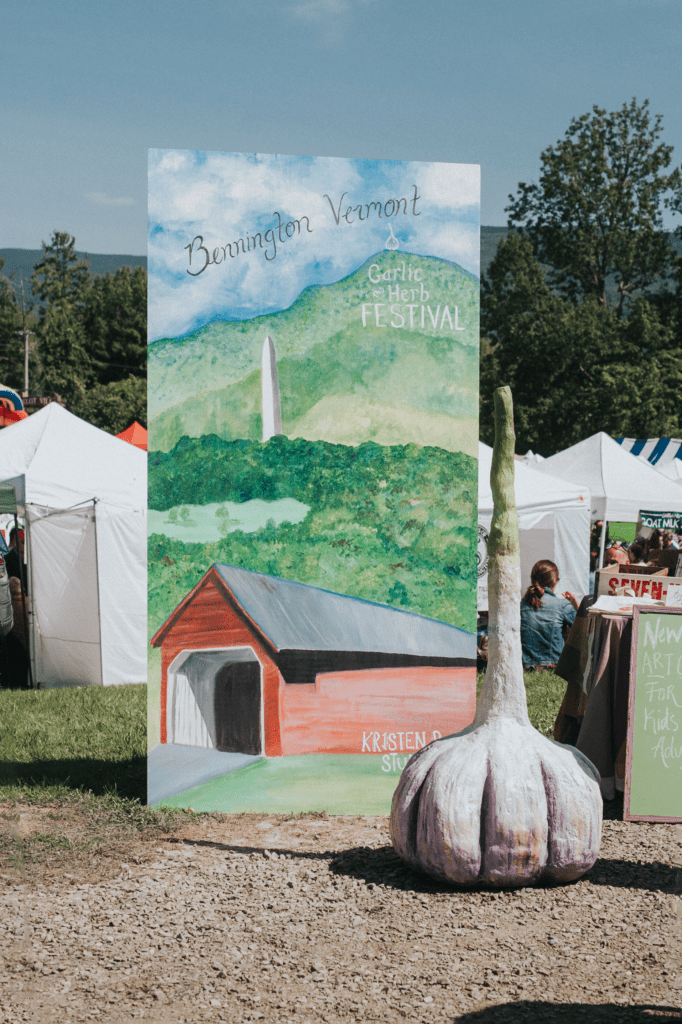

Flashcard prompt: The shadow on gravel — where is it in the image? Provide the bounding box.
[452,1003,681,1022]
[0,755,147,801]
[167,838,679,897]
[587,857,679,893]
[327,846,679,896]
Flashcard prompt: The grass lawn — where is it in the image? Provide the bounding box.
[0,684,147,803]
[0,684,191,878]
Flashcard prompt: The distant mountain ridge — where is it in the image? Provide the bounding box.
[0,248,147,303]
[1,232,507,305]
[4,227,680,306]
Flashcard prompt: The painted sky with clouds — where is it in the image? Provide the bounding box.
[149,152,479,342]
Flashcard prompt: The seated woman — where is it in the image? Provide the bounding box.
[628,542,646,565]
[520,559,578,670]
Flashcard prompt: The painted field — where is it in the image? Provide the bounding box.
[157,754,406,815]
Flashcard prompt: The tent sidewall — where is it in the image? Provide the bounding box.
[28,503,103,688]
[97,505,147,686]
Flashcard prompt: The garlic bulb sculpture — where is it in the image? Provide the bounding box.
[390,386,602,886]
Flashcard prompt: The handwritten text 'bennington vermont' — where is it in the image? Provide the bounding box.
[183,185,422,276]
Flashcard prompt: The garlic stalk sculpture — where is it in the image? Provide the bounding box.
[390,386,602,886]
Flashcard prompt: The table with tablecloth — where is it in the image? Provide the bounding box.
[553,601,632,800]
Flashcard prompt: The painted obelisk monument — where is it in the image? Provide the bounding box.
[261,335,283,441]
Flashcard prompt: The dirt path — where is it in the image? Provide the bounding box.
[1,810,681,1023]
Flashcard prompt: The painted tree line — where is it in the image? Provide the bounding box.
[148,435,477,635]
[0,232,145,434]
[480,98,682,456]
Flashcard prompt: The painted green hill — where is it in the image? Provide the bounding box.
[289,396,478,456]
[149,250,478,452]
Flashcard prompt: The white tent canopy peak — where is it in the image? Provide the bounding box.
[533,431,682,523]
[0,403,146,513]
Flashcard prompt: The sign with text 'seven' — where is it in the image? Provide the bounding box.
[597,570,682,601]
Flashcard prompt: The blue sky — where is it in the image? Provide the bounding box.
[148,151,479,339]
[2,0,681,255]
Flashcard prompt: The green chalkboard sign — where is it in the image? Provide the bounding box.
[625,606,682,822]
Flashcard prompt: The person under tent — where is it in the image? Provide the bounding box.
[627,542,647,565]
[520,559,578,671]
[3,526,30,688]
[604,541,628,567]
[5,527,27,591]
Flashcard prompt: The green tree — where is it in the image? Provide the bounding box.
[507,98,681,316]
[483,100,682,453]
[0,259,21,388]
[28,233,147,432]
[481,234,617,453]
[72,375,147,435]
[31,232,92,404]
[35,302,91,405]
[82,265,146,385]
[0,261,40,394]
[31,231,90,308]
[480,232,682,454]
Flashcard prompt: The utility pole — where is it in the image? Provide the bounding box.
[15,275,31,399]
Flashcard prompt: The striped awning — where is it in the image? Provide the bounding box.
[616,437,682,482]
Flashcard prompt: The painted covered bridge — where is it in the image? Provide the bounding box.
[151,564,476,757]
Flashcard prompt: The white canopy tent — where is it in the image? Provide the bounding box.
[478,442,591,610]
[533,432,682,564]
[0,404,146,687]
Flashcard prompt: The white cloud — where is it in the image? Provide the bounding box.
[416,163,480,210]
[86,192,135,207]
[148,151,480,342]
[284,0,376,41]
[288,0,352,21]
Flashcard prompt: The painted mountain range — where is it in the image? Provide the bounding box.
[149,251,479,454]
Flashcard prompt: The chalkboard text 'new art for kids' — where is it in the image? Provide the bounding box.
[147,151,480,813]
[626,606,682,822]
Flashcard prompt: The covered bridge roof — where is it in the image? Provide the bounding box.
[154,563,475,662]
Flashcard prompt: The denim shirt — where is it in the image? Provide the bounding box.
[520,588,576,668]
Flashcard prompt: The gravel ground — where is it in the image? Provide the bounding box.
[1,810,681,1024]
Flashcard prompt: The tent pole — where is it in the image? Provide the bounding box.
[14,512,34,689]
[598,519,608,568]
[92,500,104,687]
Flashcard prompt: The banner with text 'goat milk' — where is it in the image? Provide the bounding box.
[148,151,480,813]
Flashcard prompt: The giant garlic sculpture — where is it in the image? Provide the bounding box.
[390,386,602,886]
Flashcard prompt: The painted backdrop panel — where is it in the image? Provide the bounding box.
[148,152,480,813]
